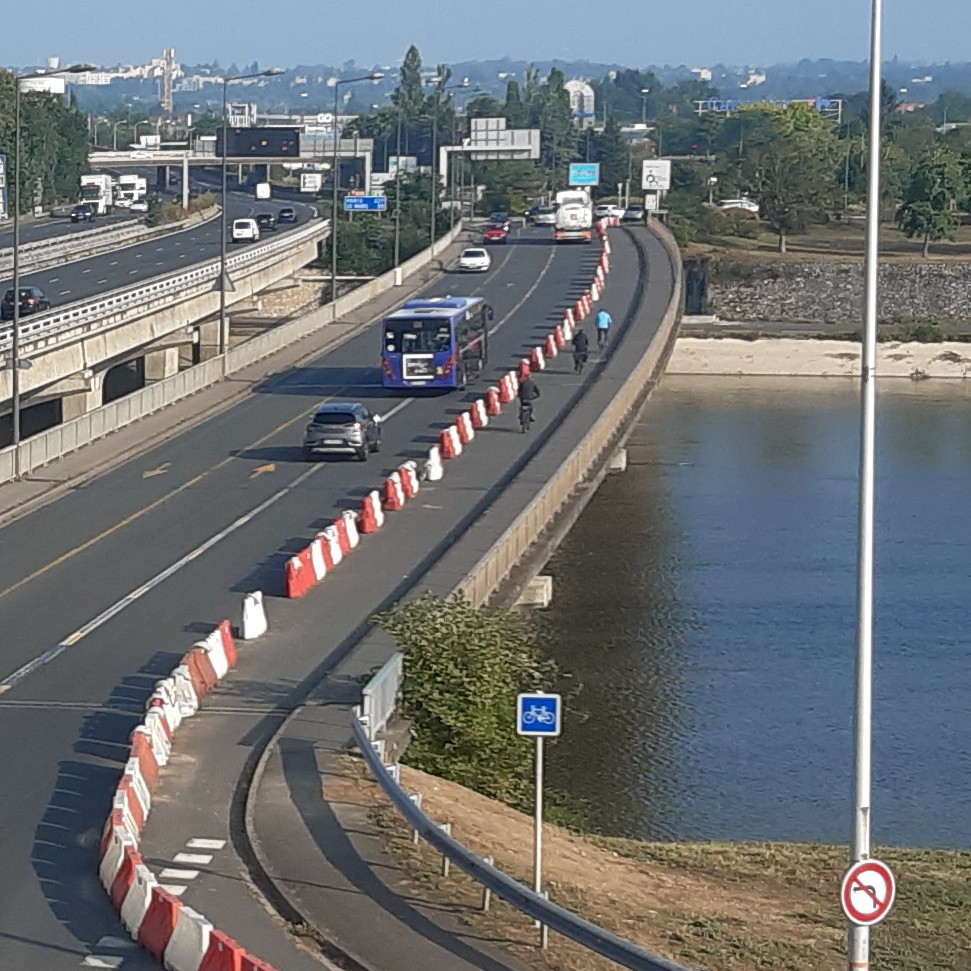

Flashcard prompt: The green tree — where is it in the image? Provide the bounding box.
[373,593,560,808]
[590,116,629,196]
[895,146,964,257]
[393,44,426,125]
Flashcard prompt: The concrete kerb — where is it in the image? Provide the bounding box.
[237,223,682,969]
[0,222,470,525]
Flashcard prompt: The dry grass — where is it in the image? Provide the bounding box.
[330,757,971,971]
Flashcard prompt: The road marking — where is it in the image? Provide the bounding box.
[173,852,213,865]
[59,290,71,295]
[142,462,171,478]
[0,397,414,691]
[109,260,118,266]
[48,277,58,283]
[81,268,91,274]
[249,462,275,478]
[159,868,200,880]
[161,884,188,897]
[187,838,225,850]
[96,279,107,284]
[82,957,124,969]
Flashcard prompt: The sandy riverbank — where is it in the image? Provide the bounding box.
[668,337,971,379]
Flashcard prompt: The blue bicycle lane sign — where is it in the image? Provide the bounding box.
[516,692,562,737]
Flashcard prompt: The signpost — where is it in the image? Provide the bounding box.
[300,172,322,193]
[641,159,672,192]
[841,859,896,927]
[568,162,600,187]
[343,195,387,212]
[516,692,561,911]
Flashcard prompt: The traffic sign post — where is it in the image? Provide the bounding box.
[516,692,561,917]
[343,195,387,212]
[841,859,896,927]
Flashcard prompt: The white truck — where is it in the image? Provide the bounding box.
[79,174,114,214]
[114,174,148,208]
[553,188,593,243]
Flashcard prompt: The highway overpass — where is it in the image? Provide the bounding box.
[0,221,682,970]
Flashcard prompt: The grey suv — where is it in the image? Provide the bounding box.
[303,401,382,462]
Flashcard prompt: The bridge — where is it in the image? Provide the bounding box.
[0,219,683,971]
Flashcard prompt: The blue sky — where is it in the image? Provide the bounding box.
[11,0,966,70]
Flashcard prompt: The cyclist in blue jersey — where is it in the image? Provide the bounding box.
[595,309,612,348]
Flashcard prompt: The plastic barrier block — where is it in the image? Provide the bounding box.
[241,956,279,971]
[120,861,157,938]
[100,825,136,890]
[342,510,360,549]
[198,930,247,971]
[164,904,213,971]
[138,886,183,960]
[110,845,141,911]
[217,619,237,670]
[240,592,268,641]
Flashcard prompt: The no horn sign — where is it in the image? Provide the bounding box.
[840,859,896,926]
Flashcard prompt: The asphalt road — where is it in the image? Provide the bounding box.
[0,210,139,251]
[0,225,670,969]
[0,190,315,309]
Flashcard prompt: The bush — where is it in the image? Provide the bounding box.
[146,192,215,227]
[372,593,561,811]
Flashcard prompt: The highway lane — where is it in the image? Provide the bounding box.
[0,210,139,250]
[0,192,316,311]
[0,224,598,969]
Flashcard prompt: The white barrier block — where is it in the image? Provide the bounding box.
[124,760,153,820]
[197,629,229,681]
[342,510,360,549]
[113,789,141,839]
[120,862,157,938]
[321,525,343,566]
[170,665,199,717]
[163,905,212,971]
[424,446,444,482]
[310,537,327,582]
[100,827,136,891]
[142,711,172,767]
[240,591,268,640]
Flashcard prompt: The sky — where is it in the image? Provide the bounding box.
[13,0,968,71]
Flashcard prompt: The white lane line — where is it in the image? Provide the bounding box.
[0,396,413,694]
[82,957,123,969]
[92,936,135,951]
[96,279,107,284]
[159,868,200,880]
[59,290,71,295]
[161,884,188,897]
[129,270,138,275]
[187,838,226,850]
[82,268,91,274]
[48,277,59,282]
[173,852,213,865]
[108,260,118,266]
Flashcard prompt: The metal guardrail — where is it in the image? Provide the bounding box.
[361,653,403,740]
[350,712,688,971]
[0,218,329,355]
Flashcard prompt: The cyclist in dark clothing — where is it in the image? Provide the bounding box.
[518,375,540,426]
[571,329,590,373]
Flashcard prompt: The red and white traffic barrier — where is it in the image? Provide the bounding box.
[563,306,575,330]
[554,325,566,349]
[591,281,601,303]
[517,358,531,382]
[341,510,360,549]
[544,333,558,359]
[486,386,502,415]
[382,472,406,511]
[561,316,574,341]
[424,445,445,481]
[359,489,385,533]
[399,461,420,498]
[137,886,182,960]
[603,234,611,254]
[470,399,489,429]
[440,425,462,459]
[530,345,546,372]
[456,411,475,445]
[164,905,213,971]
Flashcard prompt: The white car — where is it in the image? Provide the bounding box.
[458,247,491,272]
[129,199,149,213]
[231,217,260,243]
[718,197,760,215]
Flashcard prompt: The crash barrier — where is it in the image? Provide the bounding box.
[349,711,688,971]
[0,219,467,485]
[97,618,285,971]
[351,219,687,967]
[0,205,220,278]
[361,652,404,740]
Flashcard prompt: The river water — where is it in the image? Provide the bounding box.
[538,376,971,849]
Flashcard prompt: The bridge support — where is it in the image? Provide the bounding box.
[196,320,222,362]
[60,371,104,422]
[145,347,179,383]
[156,165,169,192]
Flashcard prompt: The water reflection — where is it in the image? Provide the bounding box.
[540,377,971,848]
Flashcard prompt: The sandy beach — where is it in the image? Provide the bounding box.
[667,337,971,380]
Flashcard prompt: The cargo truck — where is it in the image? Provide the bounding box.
[79,174,114,214]
[553,188,593,242]
[115,174,148,208]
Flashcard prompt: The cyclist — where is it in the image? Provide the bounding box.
[595,309,613,349]
[571,328,590,374]
[518,373,540,429]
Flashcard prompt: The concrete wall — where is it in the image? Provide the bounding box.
[0,222,467,484]
[708,257,971,325]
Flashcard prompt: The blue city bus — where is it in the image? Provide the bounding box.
[380,296,492,390]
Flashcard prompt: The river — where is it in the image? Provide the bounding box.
[538,375,971,849]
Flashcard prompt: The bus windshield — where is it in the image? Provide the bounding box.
[383,317,452,355]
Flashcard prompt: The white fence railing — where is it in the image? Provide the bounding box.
[0,219,329,355]
[361,653,403,740]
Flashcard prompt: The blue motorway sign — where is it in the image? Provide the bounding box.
[344,195,387,212]
[516,692,562,737]
[568,162,600,187]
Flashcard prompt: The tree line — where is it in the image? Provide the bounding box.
[0,72,89,212]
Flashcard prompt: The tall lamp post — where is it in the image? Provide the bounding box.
[425,76,470,255]
[329,72,384,318]
[640,87,650,126]
[218,68,283,357]
[8,63,93,469]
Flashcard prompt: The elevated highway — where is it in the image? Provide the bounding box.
[0,222,681,970]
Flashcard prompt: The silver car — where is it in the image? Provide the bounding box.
[303,401,382,461]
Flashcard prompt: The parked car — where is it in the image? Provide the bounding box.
[482,222,508,244]
[489,210,510,231]
[277,206,297,223]
[70,203,96,223]
[621,205,645,223]
[529,205,557,227]
[717,197,760,215]
[256,212,277,232]
[231,217,260,243]
[302,401,382,462]
[1,286,51,320]
[457,247,491,272]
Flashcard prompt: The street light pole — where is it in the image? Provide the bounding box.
[394,107,402,269]
[640,87,650,126]
[329,72,384,319]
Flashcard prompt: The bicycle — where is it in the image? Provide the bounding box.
[573,351,588,374]
[519,401,534,434]
[597,327,609,350]
[522,705,555,725]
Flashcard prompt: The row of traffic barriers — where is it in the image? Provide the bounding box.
[98,617,278,971]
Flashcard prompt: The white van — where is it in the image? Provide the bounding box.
[231,218,260,243]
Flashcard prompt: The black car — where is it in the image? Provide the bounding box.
[71,203,96,223]
[277,206,297,224]
[489,210,510,230]
[256,212,277,231]
[302,401,382,462]
[1,286,52,320]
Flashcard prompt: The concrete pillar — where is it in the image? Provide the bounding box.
[197,320,222,361]
[144,347,179,383]
[60,373,104,422]
[156,165,168,191]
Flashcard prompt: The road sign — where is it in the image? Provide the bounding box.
[343,195,387,212]
[568,162,600,187]
[840,859,896,926]
[516,692,561,737]
[300,172,322,193]
[641,159,672,192]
